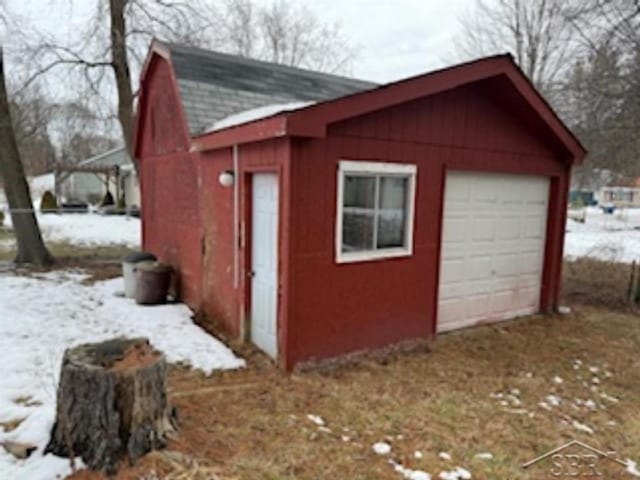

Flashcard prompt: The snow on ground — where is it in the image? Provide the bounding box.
[0,270,244,480]
[564,207,640,263]
[2,212,140,247]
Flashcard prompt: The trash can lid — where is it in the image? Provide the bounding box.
[122,251,157,263]
[136,261,173,273]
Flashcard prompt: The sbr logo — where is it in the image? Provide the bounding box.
[523,439,630,478]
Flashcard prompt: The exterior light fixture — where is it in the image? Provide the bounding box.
[218,170,234,187]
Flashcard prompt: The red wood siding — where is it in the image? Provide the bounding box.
[139,57,201,307]
[286,80,570,367]
[198,138,291,352]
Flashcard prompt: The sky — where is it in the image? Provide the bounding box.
[309,0,475,82]
[7,0,478,83]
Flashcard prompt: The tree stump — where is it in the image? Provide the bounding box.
[45,338,178,475]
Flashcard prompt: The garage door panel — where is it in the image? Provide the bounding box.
[439,258,466,283]
[468,256,493,279]
[437,172,549,333]
[498,217,521,239]
[524,216,547,238]
[471,217,495,240]
[442,217,468,243]
[472,181,499,203]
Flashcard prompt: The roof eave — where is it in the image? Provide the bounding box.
[191,115,290,151]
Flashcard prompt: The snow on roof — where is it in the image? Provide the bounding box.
[204,101,315,133]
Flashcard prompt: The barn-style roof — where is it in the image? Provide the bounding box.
[161,42,376,135]
[135,42,586,163]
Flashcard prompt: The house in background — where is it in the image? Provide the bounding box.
[56,146,140,207]
[135,42,585,369]
[599,177,640,208]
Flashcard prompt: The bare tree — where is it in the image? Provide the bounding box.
[209,0,356,73]
[9,89,56,175]
[17,0,209,170]
[0,47,52,265]
[454,0,576,94]
[561,0,640,182]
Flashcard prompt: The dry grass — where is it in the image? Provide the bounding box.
[1,242,631,478]
[562,258,636,310]
[72,305,637,480]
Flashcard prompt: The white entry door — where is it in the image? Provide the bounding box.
[437,172,549,332]
[251,173,279,358]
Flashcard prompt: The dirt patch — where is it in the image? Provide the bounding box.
[562,258,636,310]
[0,418,25,432]
[110,342,161,371]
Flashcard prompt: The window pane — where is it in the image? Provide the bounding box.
[342,211,375,252]
[344,175,375,208]
[377,176,407,248]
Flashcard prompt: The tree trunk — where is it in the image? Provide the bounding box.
[45,338,178,475]
[109,0,137,174]
[0,47,53,266]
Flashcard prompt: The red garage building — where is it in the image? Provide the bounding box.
[134,41,585,370]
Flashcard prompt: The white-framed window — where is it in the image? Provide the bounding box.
[336,160,417,263]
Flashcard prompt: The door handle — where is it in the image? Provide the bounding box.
[248,270,256,278]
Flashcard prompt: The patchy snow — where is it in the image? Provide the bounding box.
[205,101,315,132]
[565,207,640,263]
[473,453,493,460]
[0,271,244,480]
[390,459,432,480]
[552,376,564,384]
[600,391,620,403]
[306,414,325,426]
[439,467,472,480]
[2,212,140,247]
[414,451,424,459]
[572,420,594,434]
[438,452,452,461]
[546,395,562,407]
[373,442,392,455]
[538,401,552,411]
[626,459,640,477]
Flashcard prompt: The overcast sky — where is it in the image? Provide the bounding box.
[8,0,478,83]
[310,0,475,82]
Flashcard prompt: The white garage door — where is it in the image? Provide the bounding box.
[437,171,549,332]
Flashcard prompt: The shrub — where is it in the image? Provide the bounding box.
[117,195,126,211]
[100,190,115,207]
[40,190,59,213]
[0,210,5,226]
[87,193,102,206]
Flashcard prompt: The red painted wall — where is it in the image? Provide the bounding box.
[138,57,202,308]
[188,139,291,346]
[285,78,570,367]
[139,62,572,370]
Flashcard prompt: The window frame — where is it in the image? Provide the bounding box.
[335,160,417,264]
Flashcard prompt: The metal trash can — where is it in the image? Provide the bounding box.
[135,261,173,305]
[122,251,157,298]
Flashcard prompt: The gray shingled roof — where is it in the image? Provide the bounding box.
[163,42,377,135]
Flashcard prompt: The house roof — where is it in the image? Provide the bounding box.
[162,42,376,135]
[80,146,132,168]
[190,54,586,163]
